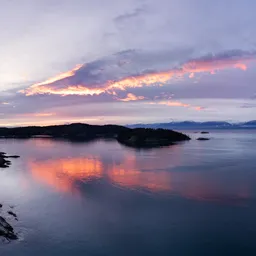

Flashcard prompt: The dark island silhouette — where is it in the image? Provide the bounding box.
[0,123,190,148]
[117,128,190,148]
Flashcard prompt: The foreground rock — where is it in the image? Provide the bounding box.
[0,216,17,240]
[0,204,18,241]
[117,128,190,148]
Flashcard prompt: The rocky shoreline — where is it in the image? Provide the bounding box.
[0,152,20,168]
[0,152,19,240]
[0,214,18,241]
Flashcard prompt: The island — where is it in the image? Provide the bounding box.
[201,131,210,134]
[197,137,210,141]
[117,128,190,147]
[0,123,190,148]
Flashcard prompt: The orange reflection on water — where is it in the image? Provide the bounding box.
[27,145,251,204]
[169,171,251,203]
[28,138,56,148]
[28,157,102,193]
[109,164,251,203]
[108,152,173,192]
[109,167,172,192]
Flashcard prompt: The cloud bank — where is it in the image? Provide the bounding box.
[21,49,255,98]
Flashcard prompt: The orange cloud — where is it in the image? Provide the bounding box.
[34,113,56,117]
[148,100,203,111]
[19,112,56,117]
[21,54,253,97]
[117,93,145,102]
[31,64,83,88]
[189,73,194,78]
[23,84,105,96]
[234,63,247,70]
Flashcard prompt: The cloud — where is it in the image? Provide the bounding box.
[20,49,256,98]
[114,7,145,23]
[117,93,145,102]
[1,98,255,127]
[18,112,56,117]
[240,102,256,108]
[251,93,256,100]
[2,0,256,126]
[31,64,83,88]
[148,100,203,111]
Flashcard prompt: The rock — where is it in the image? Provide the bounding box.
[201,131,209,134]
[0,217,13,232]
[0,156,11,168]
[7,211,17,218]
[5,155,20,159]
[0,204,2,208]
[0,216,17,240]
[197,137,210,141]
[0,152,19,168]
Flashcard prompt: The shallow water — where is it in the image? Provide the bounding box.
[0,130,256,255]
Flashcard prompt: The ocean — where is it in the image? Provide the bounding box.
[0,130,256,255]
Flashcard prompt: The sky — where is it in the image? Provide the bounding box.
[1,0,256,126]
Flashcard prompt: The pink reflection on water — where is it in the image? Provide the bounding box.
[26,141,252,205]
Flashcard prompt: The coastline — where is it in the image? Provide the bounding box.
[0,152,19,240]
[0,124,191,148]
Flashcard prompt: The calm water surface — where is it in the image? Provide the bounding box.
[0,130,256,255]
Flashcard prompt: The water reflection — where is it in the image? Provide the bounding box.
[26,140,252,204]
[28,157,102,193]
[28,138,56,148]
[109,168,172,192]
[107,153,173,192]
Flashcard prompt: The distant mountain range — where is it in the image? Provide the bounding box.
[127,121,256,130]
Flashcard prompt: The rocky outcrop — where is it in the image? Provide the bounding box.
[197,137,210,141]
[0,154,19,241]
[0,216,17,240]
[0,152,20,168]
[0,203,18,241]
[0,153,11,168]
[5,155,20,159]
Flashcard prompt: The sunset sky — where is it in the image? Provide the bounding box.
[1,0,256,126]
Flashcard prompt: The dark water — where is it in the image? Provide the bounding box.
[0,130,256,255]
